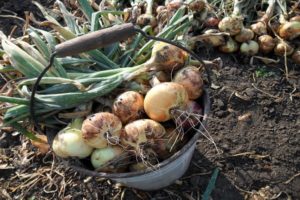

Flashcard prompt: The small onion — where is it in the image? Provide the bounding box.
[258,35,276,54]
[278,21,300,40]
[52,119,93,158]
[188,0,206,12]
[91,146,127,172]
[274,41,294,56]
[173,66,204,100]
[112,91,144,124]
[136,14,157,28]
[240,40,259,56]
[204,17,220,28]
[291,49,300,64]
[234,28,254,43]
[218,37,239,53]
[81,112,122,148]
[191,29,225,47]
[218,16,244,36]
[144,82,188,122]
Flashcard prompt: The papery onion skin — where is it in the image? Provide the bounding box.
[274,41,294,56]
[150,42,188,71]
[91,146,126,172]
[251,21,267,36]
[258,35,276,54]
[144,82,189,122]
[218,16,244,36]
[112,91,144,124]
[234,28,254,43]
[81,112,122,148]
[218,37,239,53]
[121,119,166,150]
[174,66,204,100]
[240,40,259,56]
[289,16,300,22]
[278,21,300,40]
[52,128,93,159]
[137,14,157,28]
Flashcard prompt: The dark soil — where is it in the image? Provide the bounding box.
[0,1,299,200]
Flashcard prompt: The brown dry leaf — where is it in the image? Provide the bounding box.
[31,134,50,154]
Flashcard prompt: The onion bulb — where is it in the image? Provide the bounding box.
[218,16,243,36]
[52,119,93,158]
[274,41,294,56]
[188,0,206,12]
[173,66,204,100]
[91,146,127,172]
[149,42,188,71]
[136,0,157,28]
[144,82,188,122]
[289,16,300,22]
[250,21,267,36]
[191,29,226,47]
[81,112,122,148]
[112,91,144,124]
[234,28,254,43]
[121,119,166,152]
[218,37,239,53]
[240,40,259,56]
[278,21,300,40]
[204,17,220,28]
[258,35,276,54]
[291,49,300,64]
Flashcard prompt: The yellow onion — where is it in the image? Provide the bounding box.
[204,17,220,28]
[188,0,206,12]
[144,82,188,122]
[190,29,226,47]
[112,91,144,124]
[173,66,204,100]
[234,28,254,43]
[121,119,166,152]
[52,119,93,158]
[91,146,127,172]
[289,16,300,22]
[291,48,300,64]
[218,16,244,36]
[149,42,188,71]
[258,35,276,54]
[136,0,157,28]
[250,21,267,36]
[240,40,259,56]
[278,21,300,40]
[274,41,294,56]
[81,112,122,148]
[218,37,239,53]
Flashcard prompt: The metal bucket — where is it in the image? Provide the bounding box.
[47,89,210,191]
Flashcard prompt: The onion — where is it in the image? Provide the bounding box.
[121,119,166,154]
[188,0,206,12]
[240,40,259,56]
[81,112,122,148]
[91,146,127,172]
[290,16,300,22]
[112,91,144,124]
[234,28,254,43]
[218,37,239,53]
[190,29,226,47]
[204,17,220,28]
[144,82,188,122]
[274,41,294,56]
[258,35,276,54]
[250,0,276,35]
[218,16,243,36]
[52,118,93,158]
[136,0,157,28]
[165,0,183,12]
[148,42,188,71]
[278,21,300,40]
[291,48,300,64]
[176,100,203,131]
[173,66,204,100]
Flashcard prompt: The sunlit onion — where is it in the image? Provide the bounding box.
[258,35,276,54]
[234,28,254,43]
[274,41,294,56]
[240,40,259,56]
[278,21,300,40]
[218,37,239,53]
[218,16,244,36]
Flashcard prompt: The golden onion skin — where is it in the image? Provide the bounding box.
[113,91,144,124]
[258,35,276,54]
[218,16,243,36]
[234,28,254,43]
[174,66,204,100]
[251,21,267,36]
[144,82,189,122]
[81,112,122,148]
[218,37,239,53]
[279,21,300,40]
[274,41,294,56]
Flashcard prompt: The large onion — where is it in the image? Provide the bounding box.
[81,112,122,148]
[278,21,300,40]
[218,16,244,36]
[274,41,294,56]
[234,28,254,43]
[218,37,239,53]
[144,82,188,122]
